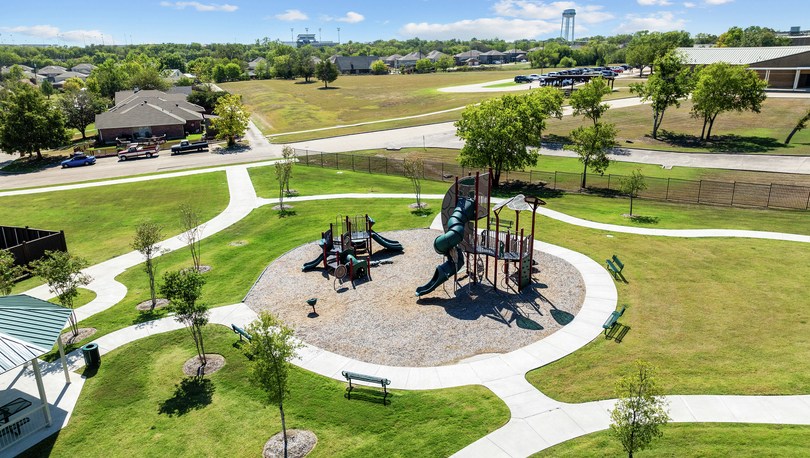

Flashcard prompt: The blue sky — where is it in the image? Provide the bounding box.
[0,0,806,46]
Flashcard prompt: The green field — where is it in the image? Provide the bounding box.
[21,327,509,458]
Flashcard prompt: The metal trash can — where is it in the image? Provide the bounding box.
[81,343,100,367]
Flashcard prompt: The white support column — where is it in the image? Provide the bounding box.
[32,359,52,426]
[794,69,802,90]
[765,69,770,83]
[57,338,71,384]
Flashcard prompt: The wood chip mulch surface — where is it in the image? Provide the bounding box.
[182,354,226,376]
[135,298,170,311]
[245,229,586,367]
[59,327,97,346]
[263,429,317,458]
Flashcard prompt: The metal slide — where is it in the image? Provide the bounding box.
[415,198,476,297]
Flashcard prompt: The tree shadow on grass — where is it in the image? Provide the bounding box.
[411,207,434,217]
[491,181,565,200]
[277,209,297,218]
[294,80,317,85]
[318,86,341,90]
[133,309,166,325]
[653,130,787,153]
[630,215,659,224]
[158,377,215,417]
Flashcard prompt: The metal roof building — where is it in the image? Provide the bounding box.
[676,46,810,90]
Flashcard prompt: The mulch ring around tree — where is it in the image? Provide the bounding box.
[135,298,170,311]
[181,265,213,274]
[272,204,294,211]
[59,327,97,346]
[182,354,226,377]
[263,429,317,458]
[407,203,430,209]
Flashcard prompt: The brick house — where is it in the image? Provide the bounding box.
[95,90,205,143]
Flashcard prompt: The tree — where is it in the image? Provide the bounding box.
[295,56,316,82]
[129,66,170,91]
[159,270,209,365]
[629,51,693,140]
[212,64,227,83]
[564,122,617,188]
[456,89,563,188]
[40,80,55,99]
[415,58,433,73]
[176,76,194,86]
[315,60,339,88]
[274,146,296,212]
[225,62,242,81]
[370,60,388,75]
[179,203,207,272]
[569,77,612,127]
[0,250,23,296]
[559,56,576,68]
[609,360,671,458]
[59,89,105,140]
[619,169,648,216]
[91,59,128,99]
[626,42,653,77]
[28,250,92,337]
[132,221,168,309]
[244,311,304,458]
[436,55,455,72]
[403,157,425,210]
[785,108,810,145]
[187,86,230,111]
[62,77,85,93]
[273,56,294,79]
[0,84,71,160]
[690,63,768,141]
[210,93,250,147]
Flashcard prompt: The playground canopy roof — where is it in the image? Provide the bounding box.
[0,295,73,374]
[494,195,533,213]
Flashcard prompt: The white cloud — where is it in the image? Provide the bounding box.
[0,25,121,44]
[612,12,687,33]
[337,12,365,23]
[683,2,696,6]
[399,18,557,41]
[705,0,733,3]
[637,0,672,5]
[491,1,614,23]
[274,9,308,21]
[159,2,238,12]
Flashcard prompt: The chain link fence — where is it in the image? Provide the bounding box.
[294,149,810,211]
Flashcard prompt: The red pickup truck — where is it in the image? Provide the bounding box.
[118,145,160,161]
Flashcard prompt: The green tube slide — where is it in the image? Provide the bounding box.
[415,198,476,297]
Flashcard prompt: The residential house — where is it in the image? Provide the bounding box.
[397,51,427,70]
[332,56,380,74]
[478,50,506,64]
[503,48,528,62]
[70,63,96,75]
[1,65,33,73]
[383,54,402,68]
[37,65,67,82]
[96,90,205,143]
[454,50,482,66]
[52,71,89,90]
[426,50,449,63]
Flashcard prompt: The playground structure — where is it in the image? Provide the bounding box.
[302,214,403,282]
[415,170,545,296]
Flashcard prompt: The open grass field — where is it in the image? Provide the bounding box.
[522,214,810,402]
[20,326,509,458]
[5,172,230,294]
[545,97,810,155]
[531,423,810,457]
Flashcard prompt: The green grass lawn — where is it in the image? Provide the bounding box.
[522,215,810,402]
[249,163,453,199]
[42,198,441,359]
[47,288,96,308]
[544,97,810,155]
[530,423,810,457]
[20,326,509,458]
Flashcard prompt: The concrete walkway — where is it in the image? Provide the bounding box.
[8,165,810,457]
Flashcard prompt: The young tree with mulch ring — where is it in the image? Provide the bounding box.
[131,221,168,309]
[619,169,648,217]
[0,250,24,296]
[245,311,304,458]
[609,360,671,458]
[403,156,426,212]
[179,203,207,272]
[28,250,92,337]
[160,270,209,365]
[274,146,296,214]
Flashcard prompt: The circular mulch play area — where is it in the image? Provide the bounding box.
[263,429,317,458]
[182,354,226,376]
[245,229,586,367]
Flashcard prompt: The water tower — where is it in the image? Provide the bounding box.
[561,9,576,43]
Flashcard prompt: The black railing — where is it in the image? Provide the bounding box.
[294,149,810,211]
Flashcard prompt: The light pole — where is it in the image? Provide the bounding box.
[291,28,294,44]
[337,28,340,44]
[319,28,321,42]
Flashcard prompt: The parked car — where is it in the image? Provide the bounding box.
[514,75,532,83]
[61,152,96,168]
[602,70,617,77]
[620,64,630,70]
[170,139,209,154]
[528,74,542,80]
[611,67,624,73]
[118,144,160,161]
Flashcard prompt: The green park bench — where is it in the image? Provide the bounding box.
[606,255,625,279]
[231,324,251,341]
[342,371,391,398]
[603,306,626,335]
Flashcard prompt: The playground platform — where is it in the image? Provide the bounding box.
[244,229,585,367]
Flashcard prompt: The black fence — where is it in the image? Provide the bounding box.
[0,226,68,267]
[295,149,810,211]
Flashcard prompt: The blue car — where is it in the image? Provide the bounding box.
[62,153,96,168]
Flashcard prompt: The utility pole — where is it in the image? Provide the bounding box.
[319,28,322,42]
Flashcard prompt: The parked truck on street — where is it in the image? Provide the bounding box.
[118,145,160,161]
[170,139,208,155]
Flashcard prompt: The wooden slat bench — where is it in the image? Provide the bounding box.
[231,324,251,341]
[342,371,391,397]
[603,306,626,334]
